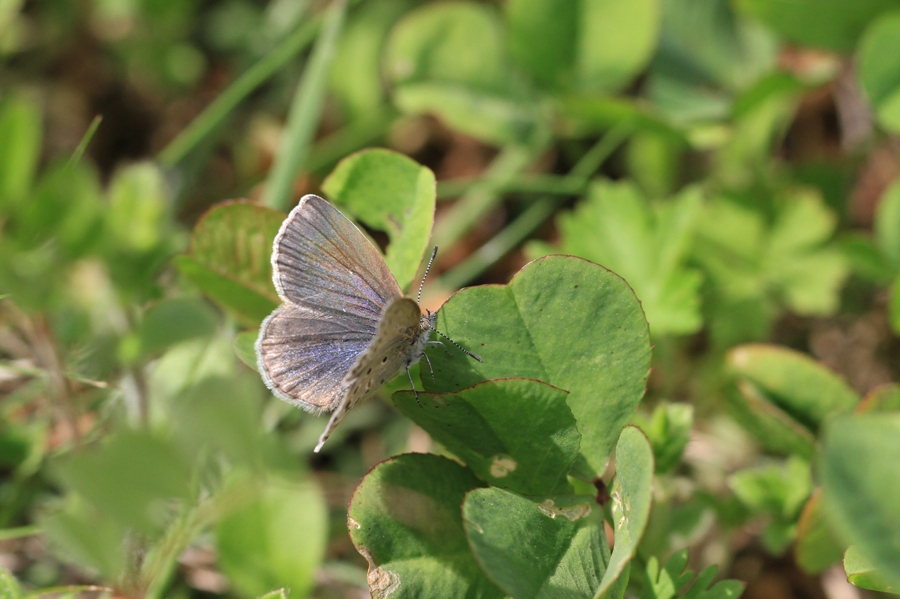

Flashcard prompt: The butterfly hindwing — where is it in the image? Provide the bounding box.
[255,303,373,412]
[314,297,426,452]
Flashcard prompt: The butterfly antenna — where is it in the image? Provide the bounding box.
[418,246,438,305]
[433,329,483,363]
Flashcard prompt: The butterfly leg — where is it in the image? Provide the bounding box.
[427,339,453,357]
[422,351,436,380]
[406,366,422,408]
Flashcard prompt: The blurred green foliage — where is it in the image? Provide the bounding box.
[3,0,900,597]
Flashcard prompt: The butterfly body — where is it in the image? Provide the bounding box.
[255,194,436,452]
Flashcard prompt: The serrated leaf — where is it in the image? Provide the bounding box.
[640,549,744,599]
[631,402,693,474]
[425,256,652,478]
[394,378,580,495]
[527,181,703,336]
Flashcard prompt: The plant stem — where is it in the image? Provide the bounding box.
[431,143,539,251]
[437,196,561,290]
[437,124,631,288]
[261,0,348,210]
[68,115,102,166]
[157,11,321,168]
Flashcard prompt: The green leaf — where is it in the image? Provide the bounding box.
[13,160,104,259]
[383,2,538,146]
[394,379,580,495]
[596,426,654,598]
[38,494,128,579]
[559,96,687,144]
[737,0,899,53]
[464,487,606,599]
[393,83,538,146]
[105,162,172,254]
[728,456,811,553]
[102,162,181,299]
[0,94,41,209]
[0,566,24,599]
[764,191,848,315]
[506,0,661,93]
[631,402,693,474]
[639,549,744,599]
[727,344,859,433]
[694,191,849,344]
[425,256,652,478]
[52,430,194,534]
[858,383,900,412]
[348,454,502,599]
[646,0,778,123]
[725,380,816,459]
[328,0,412,118]
[892,275,900,334]
[844,544,899,593]
[321,149,435,292]
[858,13,900,132]
[125,297,218,362]
[234,330,259,371]
[840,233,895,285]
[875,179,900,270]
[176,201,282,327]
[384,2,510,94]
[217,476,328,599]
[261,0,346,211]
[820,413,900,588]
[526,181,703,336]
[795,492,845,574]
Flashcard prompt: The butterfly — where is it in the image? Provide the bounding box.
[255,194,480,452]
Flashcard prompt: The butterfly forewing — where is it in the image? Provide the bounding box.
[314,297,425,452]
[256,303,373,412]
[272,195,403,321]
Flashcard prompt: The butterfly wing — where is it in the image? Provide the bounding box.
[271,194,403,321]
[314,297,426,452]
[255,303,373,412]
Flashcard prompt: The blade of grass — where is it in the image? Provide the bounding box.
[431,142,542,250]
[68,115,102,166]
[306,105,397,175]
[437,124,631,288]
[262,0,348,211]
[157,10,320,168]
[436,195,561,291]
[437,173,586,199]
